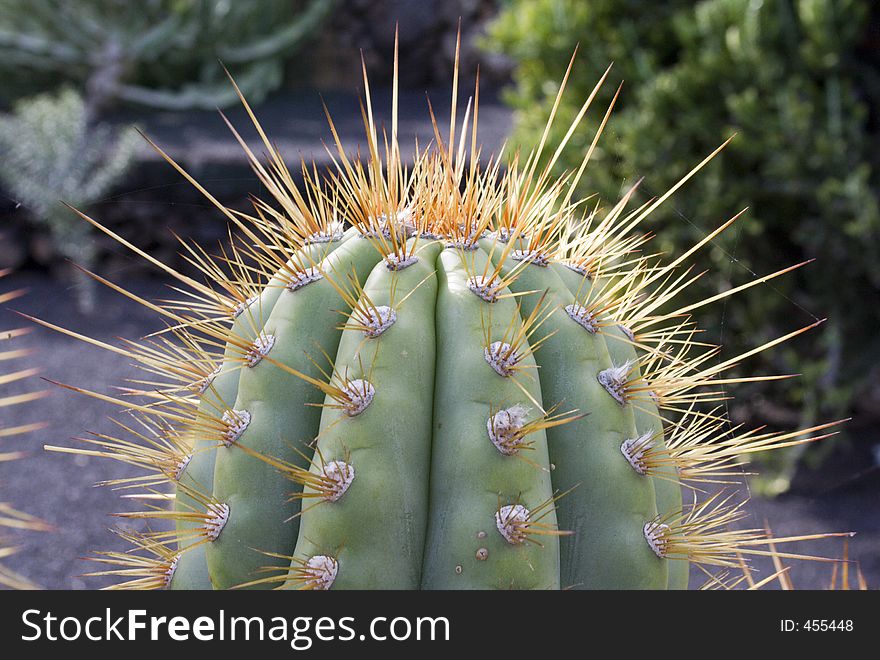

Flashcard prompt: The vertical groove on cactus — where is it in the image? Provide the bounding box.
[481,238,665,588]
[421,246,560,590]
[287,238,440,589]
[205,234,383,589]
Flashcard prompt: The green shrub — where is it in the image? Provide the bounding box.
[484,0,880,492]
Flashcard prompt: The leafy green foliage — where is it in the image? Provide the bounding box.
[485,0,880,491]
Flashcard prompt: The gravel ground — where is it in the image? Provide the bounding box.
[1,273,877,590]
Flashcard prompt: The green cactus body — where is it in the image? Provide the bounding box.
[483,241,666,588]
[289,238,441,589]
[605,327,686,589]
[171,236,352,590]
[421,247,559,590]
[171,281,283,590]
[551,263,688,589]
[205,234,382,589]
[49,45,840,591]
[179,235,685,590]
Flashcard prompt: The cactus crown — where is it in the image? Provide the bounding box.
[40,36,847,590]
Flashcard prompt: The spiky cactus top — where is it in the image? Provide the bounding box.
[42,44,845,590]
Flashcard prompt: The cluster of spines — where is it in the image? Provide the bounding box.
[0,273,50,589]
[37,34,850,589]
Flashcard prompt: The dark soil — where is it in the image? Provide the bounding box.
[0,273,876,590]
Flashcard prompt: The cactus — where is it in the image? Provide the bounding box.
[41,44,847,590]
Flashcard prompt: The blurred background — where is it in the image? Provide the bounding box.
[0,0,877,589]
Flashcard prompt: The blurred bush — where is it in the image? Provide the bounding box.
[485,0,880,492]
[0,0,335,311]
[0,88,139,312]
[0,0,335,112]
